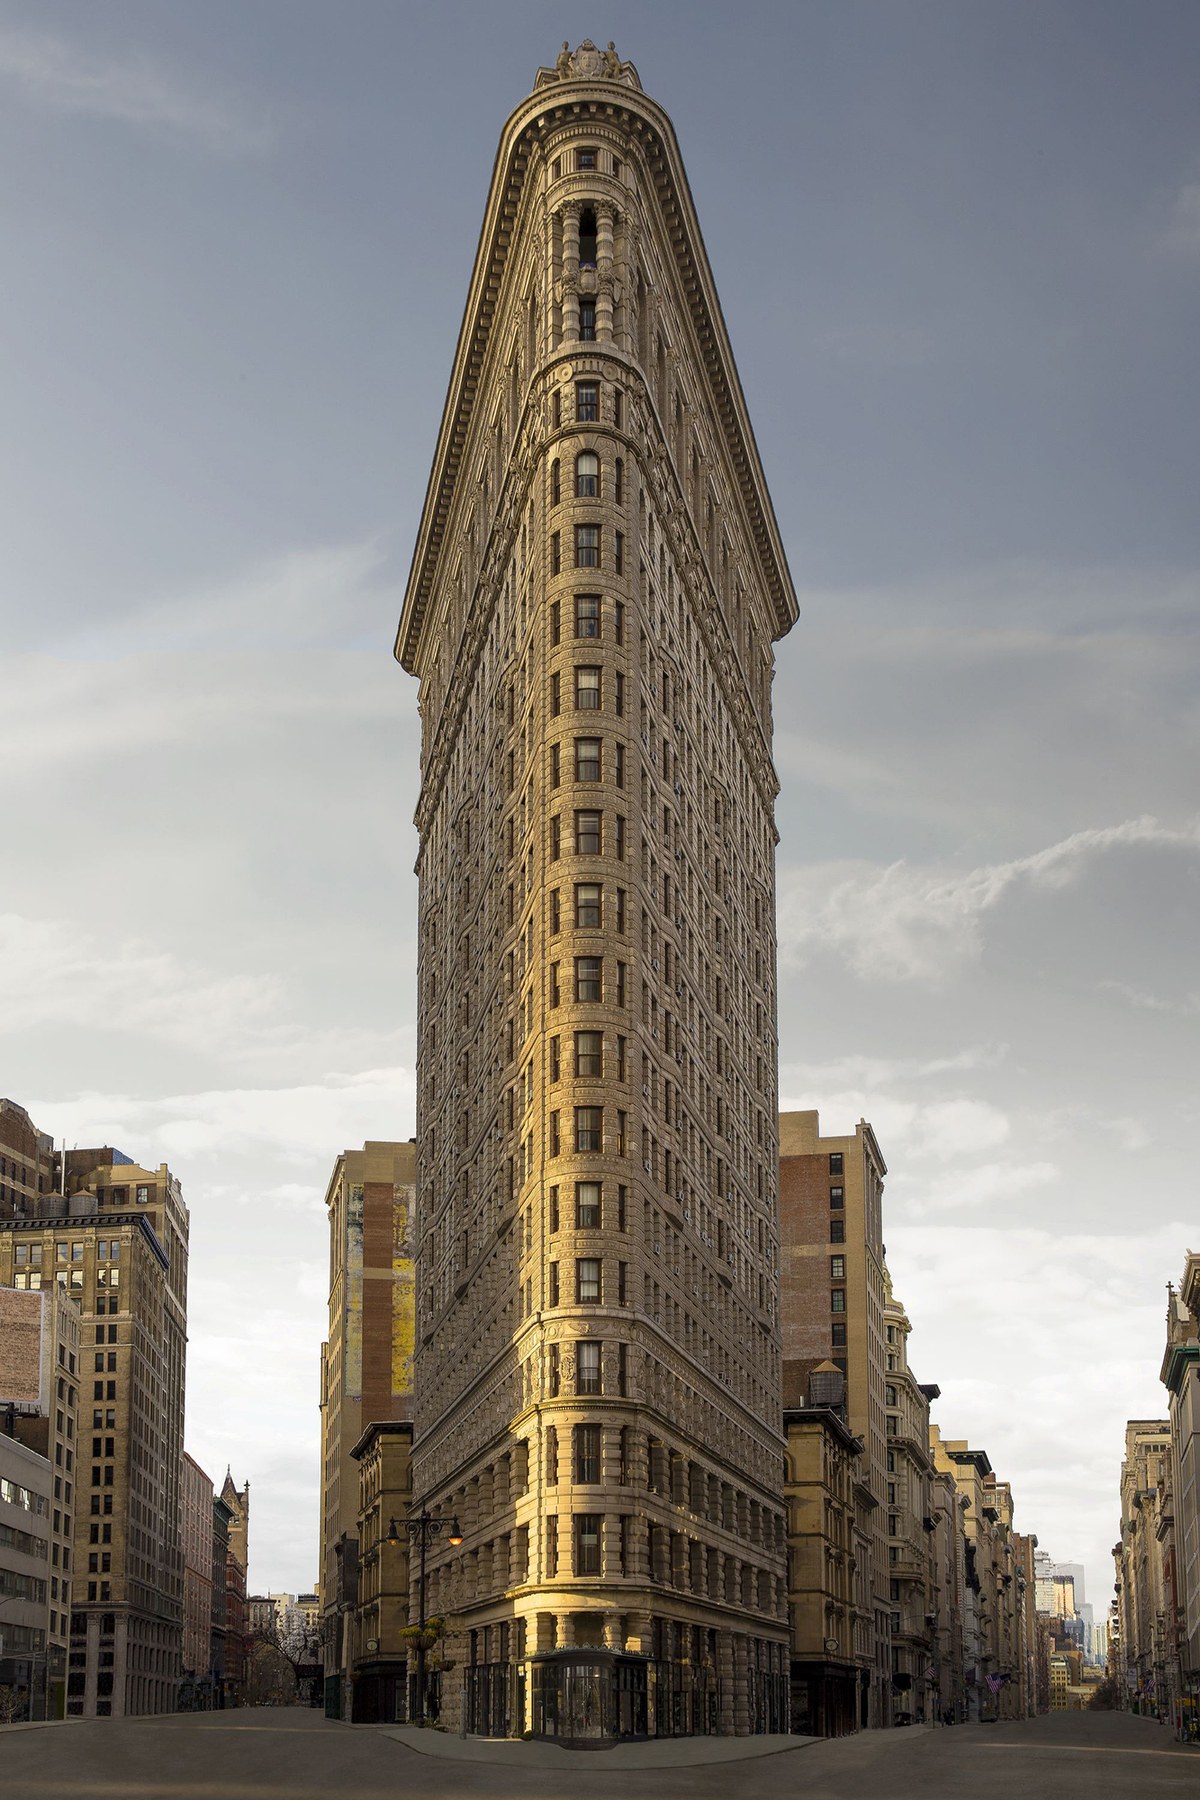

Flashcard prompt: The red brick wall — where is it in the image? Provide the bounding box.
[779,1150,833,1407]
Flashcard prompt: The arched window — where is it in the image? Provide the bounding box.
[550,459,560,506]
[575,451,599,498]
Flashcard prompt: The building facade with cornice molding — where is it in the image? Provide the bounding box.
[396,40,796,1742]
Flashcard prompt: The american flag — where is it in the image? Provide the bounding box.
[985,1674,1006,1695]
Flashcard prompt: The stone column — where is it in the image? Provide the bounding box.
[596,205,615,342]
[717,1629,736,1735]
[601,1513,623,1580]
[561,205,581,342]
[732,1632,751,1736]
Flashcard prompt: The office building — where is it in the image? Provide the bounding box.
[0,1111,189,1717]
[395,39,797,1739]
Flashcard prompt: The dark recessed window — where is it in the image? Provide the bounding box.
[574,524,600,567]
[574,883,602,928]
[576,1181,601,1227]
[575,1512,601,1573]
[575,592,600,637]
[576,382,599,422]
[575,451,599,497]
[574,737,601,781]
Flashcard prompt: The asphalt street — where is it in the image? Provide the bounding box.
[2,1706,1194,1800]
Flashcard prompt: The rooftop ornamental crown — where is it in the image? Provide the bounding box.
[534,40,641,91]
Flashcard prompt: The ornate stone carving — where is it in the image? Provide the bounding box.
[536,41,641,90]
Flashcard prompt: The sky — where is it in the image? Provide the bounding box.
[1,0,1197,1602]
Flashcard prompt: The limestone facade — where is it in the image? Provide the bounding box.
[1113,1417,1173,1716]
[395,42,796,1738]
[1162,1256,1200,1720]
[881,1281,937,1722]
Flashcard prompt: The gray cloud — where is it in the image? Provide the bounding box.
[0,23,274,152]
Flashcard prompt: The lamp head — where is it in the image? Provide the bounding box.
[447,1516,463,1547]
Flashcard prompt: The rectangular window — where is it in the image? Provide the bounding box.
[550,671,561,716]
[575,737,601,781]
[550,962,560,1006]
[575,956,602,1002]
[550,530,561,575]
[575,1424,601,1484]
[830,1255,845,1279]
[576,1258,601,1303]
[613,387,623,429]
[574,810,602,854]
[575,1032,603,1078]
[831,1289,846,1313]
[549,1185,560,1232]
[615,457,624,505]
[547,1513,559,1574]
[831,1322,847,1347]
[829,1186,844,1208]
[885,1384,897,1407]
[575,1512,601,1574]
[549,815,561,859]
[830,1218,845,1244]
[575,1182,601,1229]
[550,597,561,644]
[549,1113,560,1157]
[549,1037,561,1083]
[575,882,602,928]
[576,381,599,422]
[575,666,601,710]
[576,148,597,172]
[614,530,624,575]
[614,671,624,716]
[829,1152,844,1175]
[575,593,600,638]
[549,889,561,934]
[615,815,626,861]
[577,1340,601,1395]
[574,1108,602,1154]
[574,524,600,568]
[548,1263,559,1306]
[549,1344,560,1397]
[579,298,596,341]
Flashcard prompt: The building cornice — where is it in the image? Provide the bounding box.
[350,1419,414,1462]
[397,75,797,673]
[1161,1338,1199,1396]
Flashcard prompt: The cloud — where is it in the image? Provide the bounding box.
[27,1069,416,1169]
[0,24,274,153]
[778,816,1200,983]
[0,911,283,1046]
[887,1219,1189,1594]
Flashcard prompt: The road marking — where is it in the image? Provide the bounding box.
[981,1743,1192,1759]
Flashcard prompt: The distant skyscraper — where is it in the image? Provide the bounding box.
[395,40,797,1740]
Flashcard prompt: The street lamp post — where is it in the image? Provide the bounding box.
[387,1509,461,1726]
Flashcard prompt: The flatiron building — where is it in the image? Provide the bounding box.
[396,41,797,1740]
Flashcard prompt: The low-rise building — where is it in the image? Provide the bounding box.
[0,1428,53,1718]
[782,1362,863,1736]
[350,1420,414,1722]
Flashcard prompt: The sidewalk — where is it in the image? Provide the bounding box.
[381,1726,816,1769]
